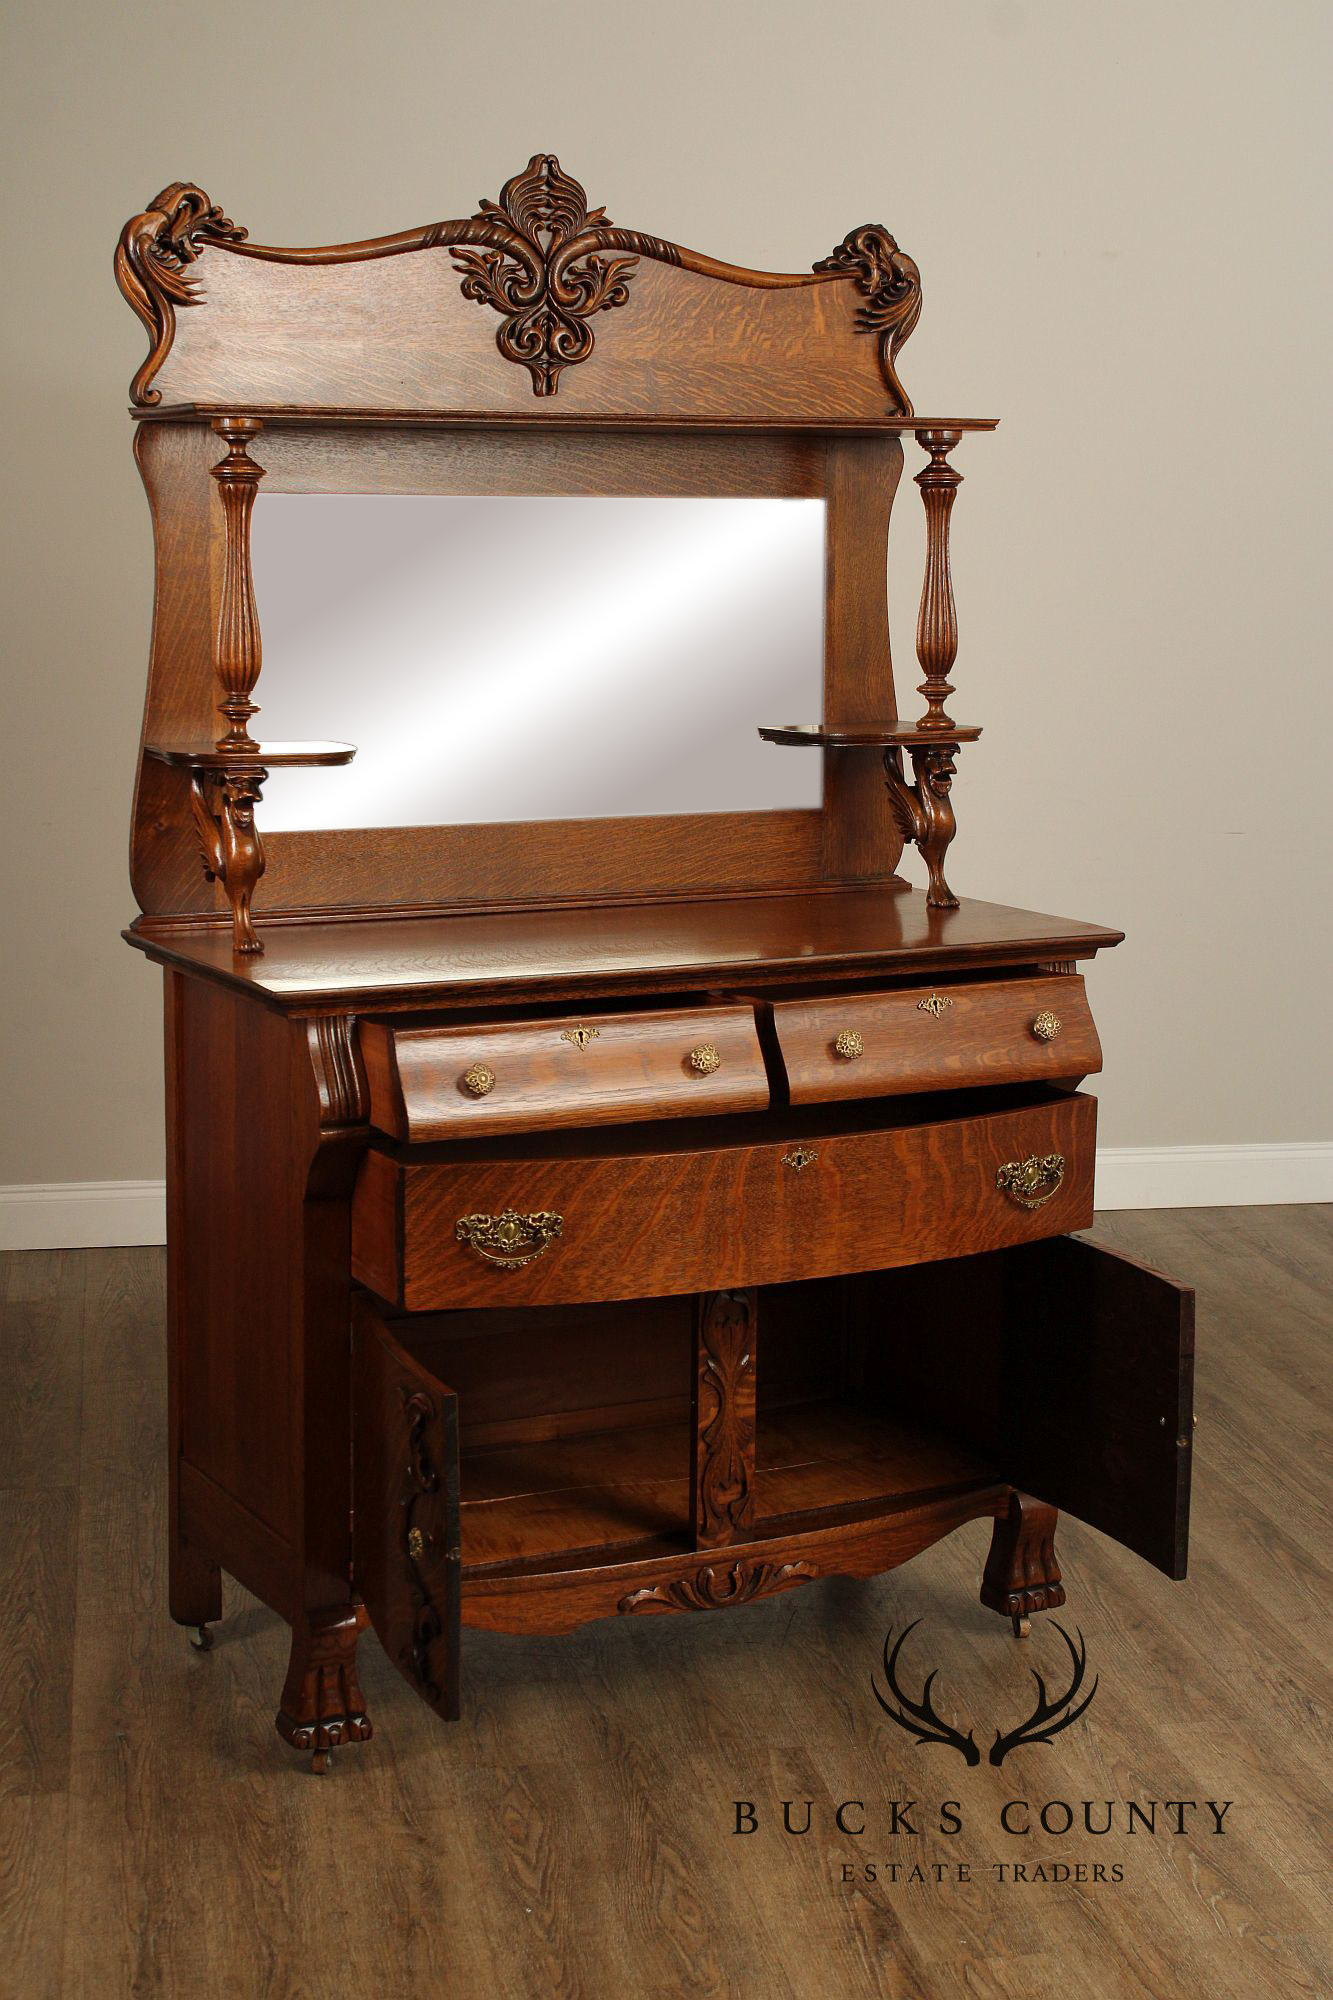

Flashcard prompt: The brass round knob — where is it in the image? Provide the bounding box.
[833,1029,864,1060]
[1031,1012,1062,1043]
[463,1062,496,1096]
[689,1043,721,1076]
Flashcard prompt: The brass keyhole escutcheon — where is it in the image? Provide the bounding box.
[833,1029,864,1060]
[782,1146,819,1173]
[463,1062,496,1097]
[1031,1011,1062,1042]
[407,1526,425,1562]
[917,992,953,1019]
[689,1044,721,1075]
[560,1024,600,1051]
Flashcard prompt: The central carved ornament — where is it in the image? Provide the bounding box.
[450,154,640,396]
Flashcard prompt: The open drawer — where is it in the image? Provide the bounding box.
[351,1089,1098,1309]
[349,1234,1194,1720]
[359,1001,770,1141]
[768,971,1102,1104]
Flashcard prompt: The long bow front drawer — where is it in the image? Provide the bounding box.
[351,1091,1097,1308]
[360,1004,769,1141]
[771,973,1101,1103]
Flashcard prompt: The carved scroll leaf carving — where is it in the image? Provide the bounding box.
[115,183,248,404]
[813,224,922,416]
[400,1386,446,1703]
[619,1559,818,1615]
[694,1291,756,1544]
[307,1016,366,1128]
[451,153,640,396]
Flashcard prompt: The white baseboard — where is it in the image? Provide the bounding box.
[0,1180,167,1251]
[0,1145,1328,1250]
[1093,1142,1332,1212]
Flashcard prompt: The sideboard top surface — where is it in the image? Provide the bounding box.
[125,891,1124,1013]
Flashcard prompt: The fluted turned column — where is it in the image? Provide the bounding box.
[913,426,963,732]
[209,416,266,750]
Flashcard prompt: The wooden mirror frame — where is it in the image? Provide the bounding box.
[117,155,996,950]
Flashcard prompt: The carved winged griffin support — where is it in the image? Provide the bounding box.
[883,743,960,909]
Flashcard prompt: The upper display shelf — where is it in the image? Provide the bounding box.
[131,406,1000,432]
[114,153,988,428]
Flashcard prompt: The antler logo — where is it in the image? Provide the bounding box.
[871,1621,1098,1767]
[872,1622,980,1765]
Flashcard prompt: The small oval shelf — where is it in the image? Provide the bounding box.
[757,722,982,747]
[145,741,356,768]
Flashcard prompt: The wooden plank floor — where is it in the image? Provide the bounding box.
[1,1208,1328,1999]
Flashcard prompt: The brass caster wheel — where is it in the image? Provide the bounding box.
[189,1624,214,1652]
[1011,1613,1032,1639]
[311,1749,331,1775]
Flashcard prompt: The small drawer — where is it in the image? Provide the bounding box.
[352,1091,1096,1310]
[771,974,1101,1104]
[360,1004,770,1142]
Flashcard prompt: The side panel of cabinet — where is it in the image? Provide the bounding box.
[853,1235,1195,1577]
[352,1293,461,1720]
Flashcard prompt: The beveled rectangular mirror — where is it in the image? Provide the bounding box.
[251,494,826,830]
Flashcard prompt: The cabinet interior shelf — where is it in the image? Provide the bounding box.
[758,722,983,747]
[145,740,356,769]
[457,1396,994,1575]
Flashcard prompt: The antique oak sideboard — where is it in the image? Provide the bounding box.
[115,158,1194,1770]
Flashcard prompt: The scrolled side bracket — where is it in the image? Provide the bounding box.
[114,182,248,406]
[813,225,922,416]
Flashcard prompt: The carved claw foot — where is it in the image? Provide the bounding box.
[275,1604,373,1768]
[980,1490,1065,1631]
[189,1624,214,1652]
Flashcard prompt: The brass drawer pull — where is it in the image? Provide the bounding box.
[996,1154,1065,1210]
[833,1029,864,1060]
[462,1063,496,1097]
[689,1043,721,1075]
[456,1209,564,1268]
[1031,1012,1062,1042]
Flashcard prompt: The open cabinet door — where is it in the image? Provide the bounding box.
[855,1234,1195,1577]
[1005,1235,1195,1577]
[352,1292,461,1719]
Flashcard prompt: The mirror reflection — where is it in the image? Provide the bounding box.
[250,495,825,829]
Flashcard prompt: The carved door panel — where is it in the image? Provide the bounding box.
[691,1289,758,1548]
[854,1235,1195,1577]
[352,1292,461,1720]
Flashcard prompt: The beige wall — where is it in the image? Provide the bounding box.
[2,0,1329,1185]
